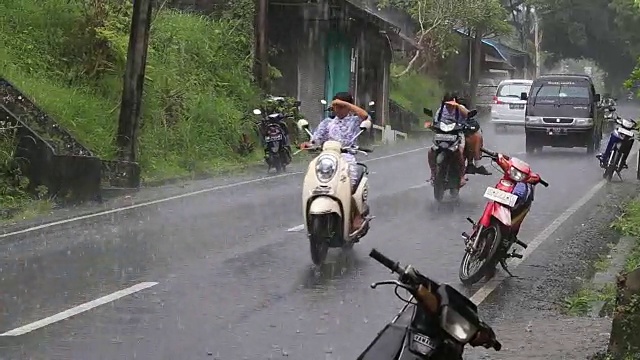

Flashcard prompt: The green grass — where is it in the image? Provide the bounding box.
[612,200,640,271]
[594,253,613,272]
[0,0,260,186]
[390,64,443,124]
[563,283,616,316]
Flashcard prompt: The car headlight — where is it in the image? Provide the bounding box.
[439,122,456,132]
[509,166,526,182]
[525,116,541,123]
[440,306,478,343]
[576,118,593,125]
[315,155,337,182]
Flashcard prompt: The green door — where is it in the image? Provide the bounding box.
[325,31,352,100]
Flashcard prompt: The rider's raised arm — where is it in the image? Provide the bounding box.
[457,103,469,117]
[345,102,370,121]
[311,118,330,145]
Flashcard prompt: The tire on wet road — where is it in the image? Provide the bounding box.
[459,221,502,286]
[309,214,332,265]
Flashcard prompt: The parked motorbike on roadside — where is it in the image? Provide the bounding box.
[458,148,549,285]
[424,107,485,202]
[358,248,502,360]
[252,104,296,173]
[295,117,373,265]
[598,114,637,181]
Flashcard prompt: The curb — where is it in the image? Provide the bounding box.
[589,236,636,317]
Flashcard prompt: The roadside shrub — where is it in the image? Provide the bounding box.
[390,64,444,121]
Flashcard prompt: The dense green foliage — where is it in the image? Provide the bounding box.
[531,0,640,89]
[378,0,510,75]
[390,64,443,120]
[0,0,260,182]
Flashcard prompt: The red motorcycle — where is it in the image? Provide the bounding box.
[458,148,549,285]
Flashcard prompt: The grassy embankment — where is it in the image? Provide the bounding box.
[564,200,640,359]
[390,64,443,128]
[0,0,260,219]
[563,201,640,317]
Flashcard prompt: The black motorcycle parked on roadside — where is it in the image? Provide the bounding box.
[358,249,501,360]
[252,99,299,173]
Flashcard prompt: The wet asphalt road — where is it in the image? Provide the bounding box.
[0,107,639,359]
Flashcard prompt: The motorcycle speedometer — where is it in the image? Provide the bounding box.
[315,155,337,182]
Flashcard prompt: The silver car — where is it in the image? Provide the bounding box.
[490,79,532,130]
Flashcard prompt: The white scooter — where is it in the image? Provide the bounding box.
[296,116,373,265]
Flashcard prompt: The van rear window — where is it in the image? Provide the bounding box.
[531,84,590,98]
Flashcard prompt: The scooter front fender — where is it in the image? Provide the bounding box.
[309,197,342,216]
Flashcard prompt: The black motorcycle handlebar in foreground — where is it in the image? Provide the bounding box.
[358,249,501,360]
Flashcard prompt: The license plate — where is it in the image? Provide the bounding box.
[434,133,457,141]
[509,104,524,110]
[546,128,566,135]
[265,134,283,141]
[618,127,635,137]
[483,186,518,207]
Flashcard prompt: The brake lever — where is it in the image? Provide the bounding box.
[370,280,403,289]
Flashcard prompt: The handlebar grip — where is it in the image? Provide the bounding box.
[360,148,373,153]
[539,179,549,187]
[493,340,502,351]
[369,248,400,273]
[480,148,497,157]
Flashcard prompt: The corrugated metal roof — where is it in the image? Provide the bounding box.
[344,0,420,49]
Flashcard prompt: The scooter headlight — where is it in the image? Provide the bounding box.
[509,166,526,182]
[439,122,456,132]
[440,306,478,343]
[315,155,337,182]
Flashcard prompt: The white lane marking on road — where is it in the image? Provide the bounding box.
[287,224,305,232]
[0,282,158,336]
[409,183,429,189]
[0,147,427,239]
[471,178,606,305]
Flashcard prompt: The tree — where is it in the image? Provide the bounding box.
[378,0,510,105]
[463,0,511,106]
[377,0,469,77]
[531,0,640,90]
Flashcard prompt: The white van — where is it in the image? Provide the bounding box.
[490,79,532,130]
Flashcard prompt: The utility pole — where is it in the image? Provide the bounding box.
[532,8,540,78]
[116,0,153,162]
[254,0,269,91]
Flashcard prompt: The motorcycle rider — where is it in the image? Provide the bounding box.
[600,93,616,108]
[299,92,371,233]
[424,93,490,186]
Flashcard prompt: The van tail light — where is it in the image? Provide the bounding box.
[493,96,502,104]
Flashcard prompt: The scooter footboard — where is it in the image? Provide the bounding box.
[309,197,342,216]
[357,323,406,360]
